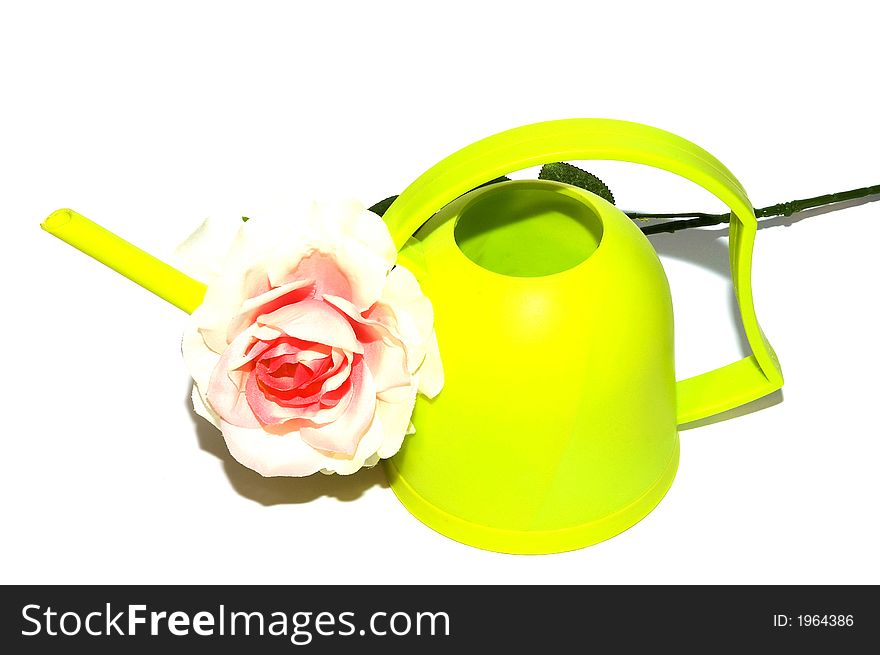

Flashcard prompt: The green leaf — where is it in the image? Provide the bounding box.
[475,175,511,189]
[538,162,615,205]
[369,177,510,218]
[241,216,250,223]
[368,195,398,218]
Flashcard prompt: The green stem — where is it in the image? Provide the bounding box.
[633,184,880,235]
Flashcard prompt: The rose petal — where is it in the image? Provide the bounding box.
[182,322,221,402]
[172,216,246,283]
[319,407,386,475]
[363,339,411,396]
[299,359,377,455]
[362,452,381,468]
[323,294,411,394]
[219,420,330,477]
[375,383,419,459]
[226,338,273,374]
[254,201,391,309]
[196,267,272,354]
[219,404,387,477]
[258,299,363,354]
[331,239,392,309]
[321,349,349,391]
[251,337,328,363]
[226,278,315,344]
[206,326,267,429]
[309,200,397,308]
[190,214,321,354]
[246,355,355,424]
[273,251,352,304]
[257,358,316,392]
[375,265,435,374]
[191,382,220,428]
[335,203,397,271]
[417,330,444,399]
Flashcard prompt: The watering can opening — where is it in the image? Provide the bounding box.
[452,183,604,278]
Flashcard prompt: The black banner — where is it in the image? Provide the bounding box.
[1,585,875,652]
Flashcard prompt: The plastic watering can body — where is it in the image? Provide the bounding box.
[382,119,783,554]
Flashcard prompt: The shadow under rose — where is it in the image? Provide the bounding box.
[185,393,389,506]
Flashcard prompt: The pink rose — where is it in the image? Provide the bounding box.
[178,201,443,476]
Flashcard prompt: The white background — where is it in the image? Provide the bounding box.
[1,1,877,584]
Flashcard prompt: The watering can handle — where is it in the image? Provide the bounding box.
[383,118,783,425]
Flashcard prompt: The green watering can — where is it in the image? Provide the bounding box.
[381,119,784,553]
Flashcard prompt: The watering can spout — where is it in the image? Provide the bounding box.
[42,208,207,313]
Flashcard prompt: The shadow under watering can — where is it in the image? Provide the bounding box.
[381,119,784,554]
